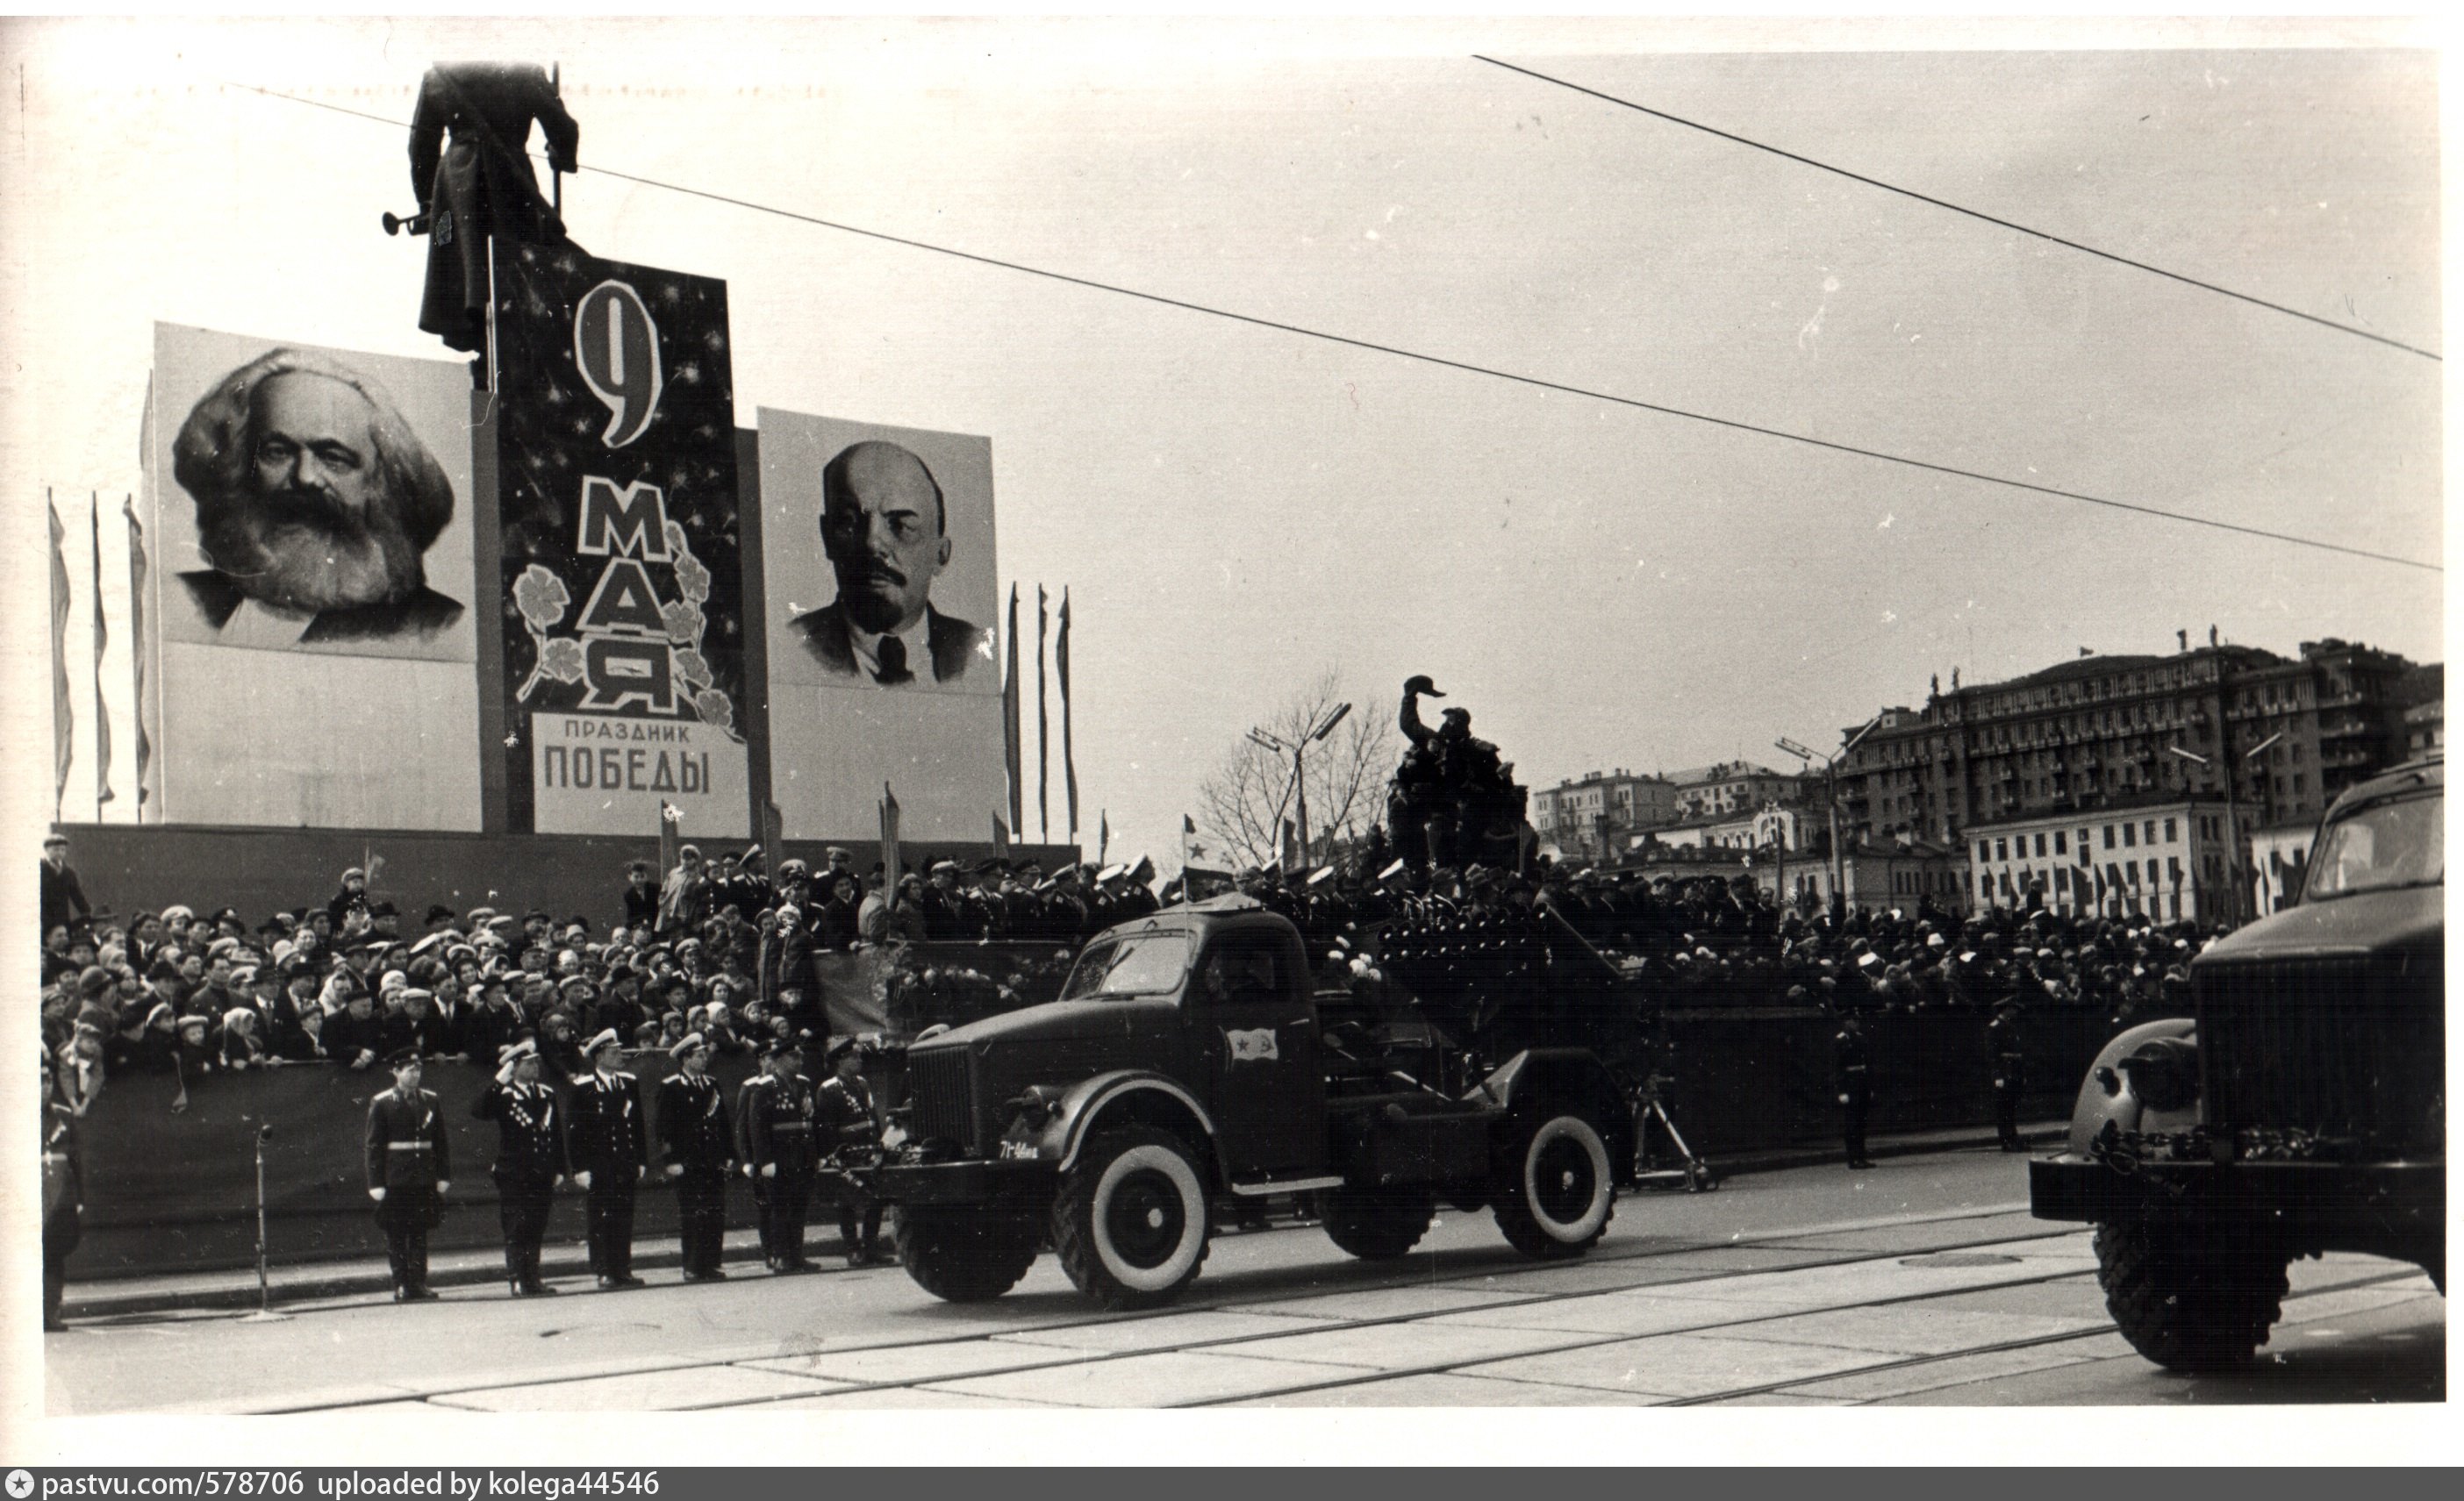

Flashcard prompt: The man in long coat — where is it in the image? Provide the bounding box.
[365,1047,452,1301]
[473,1039,568,1296]
[566,1030,648,1289]
[656,1033,734,1282]
[408,61,579,354]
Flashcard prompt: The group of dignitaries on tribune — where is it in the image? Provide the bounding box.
[368,1026,878,1302]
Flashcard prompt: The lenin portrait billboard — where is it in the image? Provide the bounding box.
[145,324,481,829]
[760,408,1006,840]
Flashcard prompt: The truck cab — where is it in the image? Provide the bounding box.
[2031,754,2444,1369]
[874,896,1635,1309]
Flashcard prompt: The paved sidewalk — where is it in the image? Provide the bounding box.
[61,1121,2064,1320]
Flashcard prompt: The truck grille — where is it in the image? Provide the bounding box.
[906,1046,979,1154]
[2196,955,2444,1157]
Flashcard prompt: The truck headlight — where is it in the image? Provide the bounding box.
[2118,1037,2199,1113]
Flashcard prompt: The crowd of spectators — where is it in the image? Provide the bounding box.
[38,826,2234,1116]
[35,834,1167,1112]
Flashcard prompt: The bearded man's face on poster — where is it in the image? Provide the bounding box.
[171,347,463,644]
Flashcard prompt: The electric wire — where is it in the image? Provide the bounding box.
[229,81,2442,574]
[1474,54,2440,363]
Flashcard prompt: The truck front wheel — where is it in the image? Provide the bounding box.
[892,1204,1043,1303]
[1493,1111,1615,1259]
[2095,1218,2289,1371]
[1053,1126,1214,1310]
[1322,1187,1435,1260]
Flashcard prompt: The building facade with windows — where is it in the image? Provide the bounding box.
[1666,761,1812,820]
[1531,769,1676,862]
[1965,797,2251,926]
[1835,637,2432,853]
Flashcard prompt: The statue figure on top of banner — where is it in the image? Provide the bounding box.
[397,61,580,366]
[1387,675,1534,876]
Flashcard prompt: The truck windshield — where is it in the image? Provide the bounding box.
[2304,790,2443,901]
[1060,933,1195,1000]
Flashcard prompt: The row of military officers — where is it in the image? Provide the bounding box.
[362,1028,879,1301]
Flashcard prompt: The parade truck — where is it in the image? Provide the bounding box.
[2031,754,2445,1370]
[865,894,1642,1309]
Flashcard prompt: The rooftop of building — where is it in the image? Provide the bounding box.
[1961,790,2235,835]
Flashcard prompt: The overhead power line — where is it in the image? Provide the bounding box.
[1475,55,2440,364]
[232,81,2442,575]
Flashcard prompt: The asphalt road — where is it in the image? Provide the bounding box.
[44,1145,2444,1413]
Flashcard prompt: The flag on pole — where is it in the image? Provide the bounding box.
[764,802,784,880]
[1035,585,1050,840]
[91,496,113,808]
[125,497,150,812]
[1002,584,1023,836]
[993,814,1011,854]
[1097,811,1108,866]
[658,798,683,886]
[879,783,904,902]
[48,495,73,823]
[1181,814,1196,873]
[1057,587,1078,841]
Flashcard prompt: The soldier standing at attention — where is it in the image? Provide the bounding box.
[474,1039,567,1297]
[658,1033,734,1282]
[1987,998,2029,1152]
[816,1039,885,1266]
[568,1030,648,1289]
[743,1038,820,1273]
[366,1047,451,1301]
[40,1049,82,1332]
[1834,1012,1875,1171]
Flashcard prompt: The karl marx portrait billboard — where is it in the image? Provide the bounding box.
[145,325,481,829]
[760,408,1006,839]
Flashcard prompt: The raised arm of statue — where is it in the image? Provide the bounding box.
[1399,675,1443,747]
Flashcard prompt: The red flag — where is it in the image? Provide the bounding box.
[1002,584,1022,836]
[880,783,904,901]
[1035,585,1050,841]
[1058,587,1079,842]
[125,497,150,811]
[48,495,72,822]
[91,496,112,809]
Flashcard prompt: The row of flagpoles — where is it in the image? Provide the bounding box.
[1000,583,1085,851]
[47,490,152,827]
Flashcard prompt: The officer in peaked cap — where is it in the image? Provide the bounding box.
[473,1040,567,1296]
[816,1038,885,1266]
[365,1047,451,1300]
[1987,997,2029,1152]
[740,1037,820,1272]
[566,1030,648,1289]
[658,1033,734,1281]
[1833,1012,1874,1170]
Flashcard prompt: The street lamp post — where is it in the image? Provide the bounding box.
[1250,702,1351,869]
[2169,731,2281,925]
[1779,713,1882,916]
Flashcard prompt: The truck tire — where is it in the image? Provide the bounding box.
[1321,1187,1435,1260]
[1493,1110,1615,1259]
[2095,1219,2289,1371]
[892,1204,1042,1303]
[1053,1126,1213,1310]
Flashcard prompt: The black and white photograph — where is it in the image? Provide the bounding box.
[1,12,2448,1469]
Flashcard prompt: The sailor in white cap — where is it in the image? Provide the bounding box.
[472,1039,567,1296]
[565,1030,648,1289]
[656,1033,734,1281]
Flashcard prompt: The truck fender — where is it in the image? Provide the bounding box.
[1472,1048,1637,1187]
[2066,1017,2199,1158]
[1033,1070,1218,1176]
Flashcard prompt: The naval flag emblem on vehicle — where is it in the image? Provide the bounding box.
[1224,1027,1279,1062]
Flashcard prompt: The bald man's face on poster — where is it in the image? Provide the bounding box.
[772,417,998,693]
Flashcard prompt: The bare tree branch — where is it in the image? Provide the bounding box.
[1193,669,1397,872]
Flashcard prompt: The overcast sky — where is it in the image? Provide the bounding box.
[2,16,2442,870]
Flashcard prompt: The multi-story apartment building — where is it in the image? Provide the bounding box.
[1835,636,2432,850]
[1964,797,2252,925]
[1667,761,1810,820]
[1530,768,1675,861]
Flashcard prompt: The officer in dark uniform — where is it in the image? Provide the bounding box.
[1987,998,2028,1152]
[40,1049,82,1331]
[657,1033,734,1282]
[741,1039,820,1272]
[1834,1012,1874,1170]
[566,1030,648,1289]
[815,1039,885,1266]
[365,1047,451,1300]
[473,1039,567,1296]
